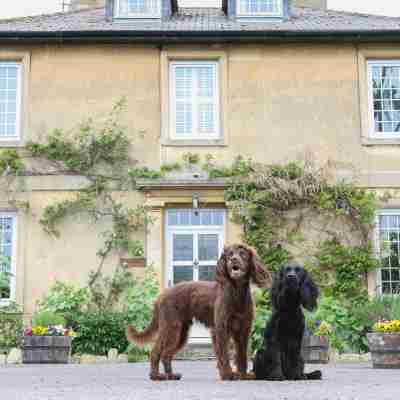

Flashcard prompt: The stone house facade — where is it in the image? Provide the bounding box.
[0,0,400,323]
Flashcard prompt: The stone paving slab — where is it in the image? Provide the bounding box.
[0,361,399,400]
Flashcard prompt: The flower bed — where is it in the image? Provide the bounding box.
[367,320,400,369]
[22,325,75,364]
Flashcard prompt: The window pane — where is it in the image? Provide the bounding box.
[0,216,14,300]
[0,63,19,139]
[379,212,400,294]
[173,266,193,284]
[199,265,216,282]
[173,234,193,262]
[239,0,281,14]
[370,63,400,136]
[118,0,159,16]
[168,210,224,226]
[198,234,219,261]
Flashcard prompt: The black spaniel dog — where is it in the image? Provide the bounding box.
[253,263,322,381]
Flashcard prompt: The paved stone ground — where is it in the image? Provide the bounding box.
[0,361,399,400]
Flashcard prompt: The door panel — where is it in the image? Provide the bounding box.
[173,265,194,284]
[166,209,225,343]
[198,233,219,261]
[173,234,193,262]
[198,265,215,281]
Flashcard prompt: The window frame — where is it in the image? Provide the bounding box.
[367,59,400,140]
[0,61,22,143]
[236,0,283,18]
[0,212,17,305]
[169,60,221,141]
[375,209,400,295]
[114,0,161,19]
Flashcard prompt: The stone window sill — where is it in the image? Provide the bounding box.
[361,137,400,146]
[161,139,227,147]
[0,140,23,148]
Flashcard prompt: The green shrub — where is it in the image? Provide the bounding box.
[250,289,272,355]
[36,281,89,325]
[123,267,159,332]
[72,310,128,355]
[32,310,66,327]
[0,302,23,351]
[306,296,369,353]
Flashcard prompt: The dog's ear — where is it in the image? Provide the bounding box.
[247,246,272,288]
[300,269,319,311]
[215,247,228,284]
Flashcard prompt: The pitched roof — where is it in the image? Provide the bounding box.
[1,6,400,43]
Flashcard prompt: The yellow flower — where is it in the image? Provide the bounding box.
[373,320,400,333]
[32,326,49,336]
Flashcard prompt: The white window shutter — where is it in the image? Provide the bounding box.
[0,62,20,140]
[174,66,193,137]
[197,67,216,135]
[170,61,219,140]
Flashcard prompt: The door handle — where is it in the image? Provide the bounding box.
[193,259,199,269]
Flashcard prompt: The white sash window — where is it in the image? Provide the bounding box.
[376,211,400,294]
[0,62,21,141]
[238,0,283,17]
[368,61,400,138]
[0,213,17,303]
[170,61,220,140]
[114,0,161,18]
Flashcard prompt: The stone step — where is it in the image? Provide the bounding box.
[177,341,215,360]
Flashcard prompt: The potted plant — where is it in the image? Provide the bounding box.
[367,320,400,369]
[119,240,146,269]
[22,311,75,364]
[302,317,331,364]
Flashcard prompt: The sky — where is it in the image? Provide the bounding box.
[1,0,400,19]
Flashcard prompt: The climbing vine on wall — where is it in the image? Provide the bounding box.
[223,157,381,301]
[0,98,384,301]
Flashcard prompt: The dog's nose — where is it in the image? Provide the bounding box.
[287,273,297,279]
[232,265,240,271]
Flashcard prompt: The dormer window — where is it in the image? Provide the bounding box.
[114,0,161,18]
[237,0,283,17]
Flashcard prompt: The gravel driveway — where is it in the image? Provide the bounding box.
[0,361,398,400]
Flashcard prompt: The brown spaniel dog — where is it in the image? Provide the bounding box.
[126,244,271,381]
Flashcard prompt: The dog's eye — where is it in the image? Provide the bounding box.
[295,267,300,273]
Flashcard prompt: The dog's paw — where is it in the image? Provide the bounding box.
[166,373,182,381]
[220,371,238,381]
[238,372,256,381]
[150,372,168,381]
[266,375,285,381]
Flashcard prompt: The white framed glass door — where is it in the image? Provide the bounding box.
[166,209,225,288]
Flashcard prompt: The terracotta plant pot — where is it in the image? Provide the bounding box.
[367,332,400,369]
[119,257,146,269]
[301,335,330,364]
[22,336,72,364]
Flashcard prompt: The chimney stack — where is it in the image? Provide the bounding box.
[293,0,327,10]
[70,0,106,11]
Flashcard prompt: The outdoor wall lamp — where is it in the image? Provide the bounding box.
[192,193,200,210]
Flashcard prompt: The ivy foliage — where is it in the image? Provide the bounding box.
[0,149,24,176]
[224,158,380,300]
[24,100,160,289]
[0,302,23,351]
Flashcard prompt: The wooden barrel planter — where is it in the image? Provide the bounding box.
[22,336,73,364]
[367,333,400,369]
[301,335,330,364]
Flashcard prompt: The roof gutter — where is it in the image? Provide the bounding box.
[2,29,400,44]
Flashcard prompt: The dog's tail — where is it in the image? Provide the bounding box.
[126,302,159,347]
[305,370,322,380]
